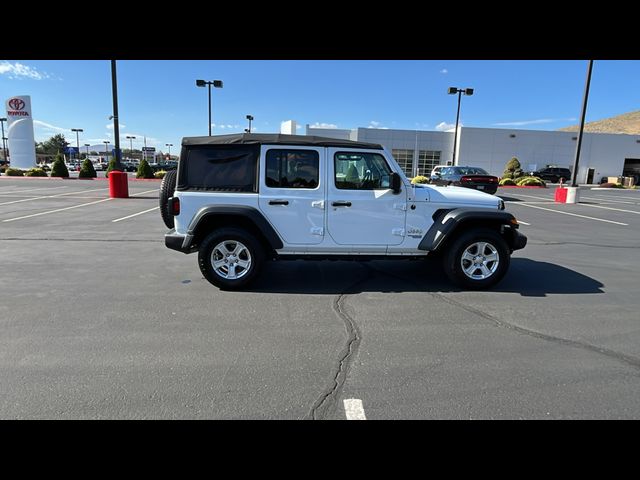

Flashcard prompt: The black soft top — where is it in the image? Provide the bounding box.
[181,133,383,150]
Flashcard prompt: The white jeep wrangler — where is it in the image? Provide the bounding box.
[161,134,526,290]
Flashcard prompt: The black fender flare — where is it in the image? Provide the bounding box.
[418,208,526,252]
[187,205,284,250]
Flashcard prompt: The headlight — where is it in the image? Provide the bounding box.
[498,200,505,210]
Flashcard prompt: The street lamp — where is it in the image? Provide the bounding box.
[245,114,254,133]
[84,143,90,159]
[196,79,223,136]
[447,87,474,165]
[0,118,7,163]
[126,135,136,162]
[165,143,173,159]
[103,140,111,165]
[71,128,83,161]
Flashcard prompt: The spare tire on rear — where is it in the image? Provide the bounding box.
[159,169,177,228]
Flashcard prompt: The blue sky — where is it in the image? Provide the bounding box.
[2,60,640,154]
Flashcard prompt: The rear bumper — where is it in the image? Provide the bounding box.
[165,229,194,254]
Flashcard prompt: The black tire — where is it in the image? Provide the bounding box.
[159,169,177,229]
[443,228,510,290]
[198,227,264,290]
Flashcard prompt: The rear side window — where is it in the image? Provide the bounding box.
[265,149,319,189]
[178,144,259,192]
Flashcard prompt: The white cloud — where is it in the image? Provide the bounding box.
[309,122,338,129]
[368,121,388,129]
[106,123,126,130]
[0,61,50,80]
[440,69,448,74]
[33,120,68,133]
[493,118,577,127]
[435,122,458,132]
[211,123,240,130]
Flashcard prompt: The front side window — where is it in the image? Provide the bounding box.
[265,149,319,189]
[335,152,393,190]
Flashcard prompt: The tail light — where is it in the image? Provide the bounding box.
[460,176,472,183]
[168,197,180,216]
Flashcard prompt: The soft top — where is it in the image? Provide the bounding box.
[181,133,383,150]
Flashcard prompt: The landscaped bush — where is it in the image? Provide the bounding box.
[503,157,524,180]
[597,182,624,188]
[499,178,516,186]
[105,158,118,178]
[50,153,69,178]
[501,172,513,180]
[0,165,8,174]
[25,168,48,177]
[411,175,429,184]
[516,176,546,187]
[78,159,97,178]
[5,168,25,176]
[136,159,155,179]
[154,170,167,179]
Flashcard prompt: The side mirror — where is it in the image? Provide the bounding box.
[390,172,402,194]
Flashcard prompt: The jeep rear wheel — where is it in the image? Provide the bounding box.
[443,228,510,289]
[198,227,264,290]
[159,169,177,229]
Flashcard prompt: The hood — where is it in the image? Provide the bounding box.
[409,183,501,208]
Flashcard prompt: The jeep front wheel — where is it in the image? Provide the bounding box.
[198,228,264,290]
[443,229,510,289]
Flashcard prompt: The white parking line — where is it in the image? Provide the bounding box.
[580,196,640,205]
[577,203,640,215]
[344,399,367,420]
[502,192,554,202]
[0,186,68,195]
[512,203,628,226]
[2,198,111,222]
[0,188,109,206]
[591,195,640,204]
[516,220,531,225]
[130,189,159,197]
[112,206,159,222]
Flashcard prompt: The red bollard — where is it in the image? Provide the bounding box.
[108,170,129,198]
[554,187,567,203]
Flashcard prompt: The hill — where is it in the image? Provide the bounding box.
[559,110,640,134]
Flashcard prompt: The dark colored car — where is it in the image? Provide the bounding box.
[430,166,499,194]
[533,167,571,183]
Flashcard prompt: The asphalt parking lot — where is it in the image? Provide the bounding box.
[1,178,639,419]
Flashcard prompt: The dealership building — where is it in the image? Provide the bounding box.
[302,123,640,183]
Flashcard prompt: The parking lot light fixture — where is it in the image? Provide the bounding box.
[448,87,474,165]
[84,143,90,158]
[245,114,254,133]
[0,117,7,163]
[126,135,136,162]
[71,128,83,161]
[165,143,173,159]
[196,79,224,136]
[103,140,110,163]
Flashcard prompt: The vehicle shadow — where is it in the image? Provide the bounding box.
[245,258,604,297]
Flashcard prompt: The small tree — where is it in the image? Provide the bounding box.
[105,158,118,178]
[136,158,155,179]
[50,153,69,178]
[503,156,523,180]
[79,158,97,178]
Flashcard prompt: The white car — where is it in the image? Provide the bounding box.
[161,134,526,290]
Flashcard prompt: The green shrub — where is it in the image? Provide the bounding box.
[25,168,48,177]
[501,172,513,180]
[499,178,516,186]
[78,159,97,178]
[5,168,25,176]
[154,170,167,179]
[516,176,546,187]
[50,153,69,178]
[411,175,429,184]
[513,168,524,178]
[505,157,521,171]
[136,158,155,179]
[105,158,118,178]
[0,165,8,173]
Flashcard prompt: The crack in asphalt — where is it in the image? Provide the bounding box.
[368,263,640,372]
[306,264,370,420]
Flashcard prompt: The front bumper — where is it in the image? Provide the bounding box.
[165,229,194,254]
[511,229,527,251]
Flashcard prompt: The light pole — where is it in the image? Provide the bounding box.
[84,143,90,159]
[196,79,223,136]
[0,117,7,163]
[571,60,594,187]
[245,114,254,133]
[110,60,122,170]
[165,143,173,160]
[126,135,136,162]
[448,87,474,165]
[71,128,83,161]
[103,140,110,165]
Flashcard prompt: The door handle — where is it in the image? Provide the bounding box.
[332,201,352,207]
[269,200,289,206]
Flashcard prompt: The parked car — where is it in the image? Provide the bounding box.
[533,167,571,183]
[430,165,446,180]
[430,166,499,194]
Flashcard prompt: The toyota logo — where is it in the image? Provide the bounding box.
[8,98,25,111]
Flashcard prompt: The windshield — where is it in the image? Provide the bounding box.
[454,167,489,175]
